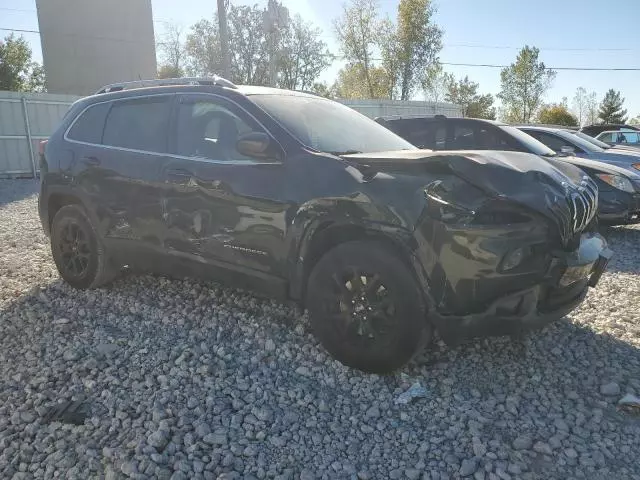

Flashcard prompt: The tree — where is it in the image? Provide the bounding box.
[278,15,332,91]
[445,76,496,119]
[227,4,270,85]
[311,82,334,98]
[497,46,556,123]
[334,0,381,98]
[157,65,184,79]
[585,91,598,125]
[422,64,453,103]
[156,22,187,78]
[630,115,640,126]
[0,34,46,92]
[598,89,628,124]
[571,87,588,126]
[333,63,389,99]
[395,0,442,100]
[378,17,402,99]
[537,103,578,126]
[184,19,221,77]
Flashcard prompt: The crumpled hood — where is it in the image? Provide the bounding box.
[343,149,596,245]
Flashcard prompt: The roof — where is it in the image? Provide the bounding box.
[376,115,506,126]
[236,85,322,98]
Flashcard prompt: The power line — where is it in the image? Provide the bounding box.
[2,26,639,71]
[440,61,640,71]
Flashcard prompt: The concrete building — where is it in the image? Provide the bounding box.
[35,0,157,96]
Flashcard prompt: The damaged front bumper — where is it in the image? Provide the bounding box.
[430,233,612,345]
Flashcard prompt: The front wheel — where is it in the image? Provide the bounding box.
[306,241,430,373]
[50,205,117,289]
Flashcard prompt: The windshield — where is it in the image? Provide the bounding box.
[570,130,612,150]
[500,125,557,156]
[554,130,604,153]
[250,94,416,154]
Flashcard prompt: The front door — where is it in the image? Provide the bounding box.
[162,93,290,278]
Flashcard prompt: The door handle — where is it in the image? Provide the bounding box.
[82,156,100,167]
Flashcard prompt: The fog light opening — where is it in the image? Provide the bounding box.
[500,246,531,272]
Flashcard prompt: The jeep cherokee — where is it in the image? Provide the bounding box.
[39,78,612,373]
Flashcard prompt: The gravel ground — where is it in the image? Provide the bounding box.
[1,178,639,480]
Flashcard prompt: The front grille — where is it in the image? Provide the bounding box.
[565,176,598,234]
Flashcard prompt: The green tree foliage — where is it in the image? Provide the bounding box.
[157,65,185,79]
[629,115,640,126]
[0,34,46,92]
[445,76,496,119]
[395,0,442,100]
[537,103,578,126]
[156,22,187,78]
[335,0,442,100]
[311,82,334,98]
[183,2,329,88]
[278,15,333,91]
[421,64,453,103]
[333,63,389,99]
[334,0,380,98]
[598,89,628,124]
[498,46,556,123]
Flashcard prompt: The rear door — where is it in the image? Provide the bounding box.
[66,94,173,260]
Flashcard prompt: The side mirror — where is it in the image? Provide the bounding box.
[560,146,575,155]
[236,132,274,159]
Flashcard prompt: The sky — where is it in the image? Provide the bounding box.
[1,0,639,118]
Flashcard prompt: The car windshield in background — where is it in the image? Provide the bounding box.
[555,129,605,153]
[570,130,613,149]
[250,94,416,154]
[500,125,557,156]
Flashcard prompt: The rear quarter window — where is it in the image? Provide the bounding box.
[66,102,111,144]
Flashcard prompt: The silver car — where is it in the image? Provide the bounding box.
[517,125,640,175]
[595,130,640,150]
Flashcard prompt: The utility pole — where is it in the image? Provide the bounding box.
[217,0,231,79]
[267,0,277,87]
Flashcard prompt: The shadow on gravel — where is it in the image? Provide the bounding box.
[0,179,39,207]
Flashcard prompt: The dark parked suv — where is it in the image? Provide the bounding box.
[376,115,640,225]
[39,78,611,373]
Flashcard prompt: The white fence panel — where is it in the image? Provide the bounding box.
[0,91,79,178]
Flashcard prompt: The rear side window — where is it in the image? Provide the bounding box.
[389,119,441,149]
[66,102,110,144]
[526,131,566,152]
[103,96,171,153]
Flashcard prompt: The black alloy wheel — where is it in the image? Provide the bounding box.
[307,240,430,373]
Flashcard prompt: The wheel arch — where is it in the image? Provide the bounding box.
[290,220,430,306]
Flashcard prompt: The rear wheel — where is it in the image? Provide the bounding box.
[50,205,117,289]
[306,241,430,373]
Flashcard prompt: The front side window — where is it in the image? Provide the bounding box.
[102,96,171,153]
[67,102,111,144]
[598,132,614,142]
[174,98,261,161]
[250,94,415,154]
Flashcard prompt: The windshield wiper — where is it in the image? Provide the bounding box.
[329,150,362,156]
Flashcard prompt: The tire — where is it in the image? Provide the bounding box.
[306,240,430,374]
[50,204,117,289]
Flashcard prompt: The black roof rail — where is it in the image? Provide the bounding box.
[94,76,237,95]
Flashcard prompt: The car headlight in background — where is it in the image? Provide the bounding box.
[595,174,635,193]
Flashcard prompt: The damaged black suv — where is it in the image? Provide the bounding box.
[39,78,612,373]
